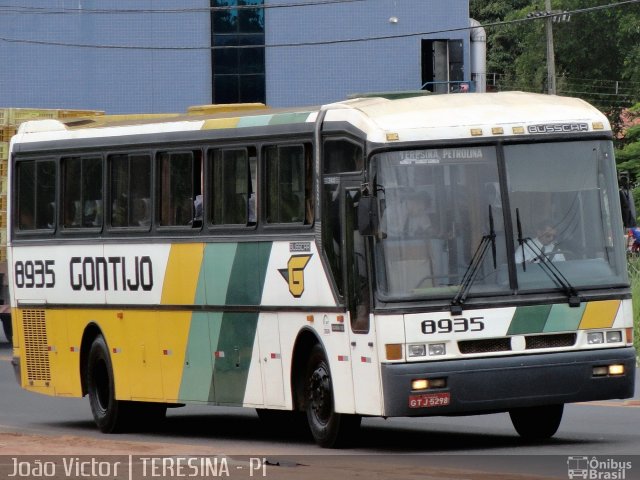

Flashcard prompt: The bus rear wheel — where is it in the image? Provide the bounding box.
[86,335,131,433]
[305,344,361,448]
[509,404,564,440]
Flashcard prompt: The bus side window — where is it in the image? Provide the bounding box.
[323,139,363,174]
[62,156,103,229]
[110,153,151,228]
[157,150,201,227]
[210,147,255,226]
[265,144,309,224]
[16,160,57,232]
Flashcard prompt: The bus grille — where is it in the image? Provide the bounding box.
[458,338,511,354]
[458,332,578,355]
[525,333,577,350]
[22,309,51,382]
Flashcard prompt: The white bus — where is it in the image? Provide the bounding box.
[8,92,636,447]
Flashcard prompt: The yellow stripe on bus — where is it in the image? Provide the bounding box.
[161,244,204,305]
[578,300,620,329]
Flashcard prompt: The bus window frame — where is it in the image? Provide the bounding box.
[205,145,258,231]
[13,156,58,237]
[322,136,365,175]
[261,140,315,230]
[106,150,153,234]
[154,148,203,232]
[59,153,105,235]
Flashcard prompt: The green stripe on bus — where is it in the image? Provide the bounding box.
[179,243,238,402]
[180,312,221,402]
[268,112,313,125]
[213,242,272,404]
[543,303,586,332]
[236,115,272,128]
[507,304,552,335]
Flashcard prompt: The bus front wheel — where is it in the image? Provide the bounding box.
[86,335,131,433]
[509,404,564,440]
[305,344,361,448]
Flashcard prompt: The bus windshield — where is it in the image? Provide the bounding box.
[372,140,627,301]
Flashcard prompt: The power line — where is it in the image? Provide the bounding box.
[0,0,638,50]
[0,0,369,14]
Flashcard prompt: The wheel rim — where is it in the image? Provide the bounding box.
[308,362,332,426]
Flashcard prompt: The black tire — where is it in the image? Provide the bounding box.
[509,404,564,440]
[305,344,361,448]
[86,335,132,433]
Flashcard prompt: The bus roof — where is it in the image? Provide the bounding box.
[13,91,610,146]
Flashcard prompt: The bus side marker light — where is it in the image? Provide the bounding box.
[592,122,604,130]
[306,315,314,323]
[117,312,124,319]
[337,315,344,323]
[470,128,483,136]
[385,344,403,360]
[214,351,225,358]
[386,133,399,141]
[491,127,504,135]
[512,126,525,134]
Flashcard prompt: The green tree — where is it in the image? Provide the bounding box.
[470,0,640,123]
[616,103,640,177]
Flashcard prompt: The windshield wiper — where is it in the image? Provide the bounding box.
[516,208,581,307]
[450,206,497,315]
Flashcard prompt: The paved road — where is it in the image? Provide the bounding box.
[1,329,638,479]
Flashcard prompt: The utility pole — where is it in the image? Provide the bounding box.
[545,0,556,95]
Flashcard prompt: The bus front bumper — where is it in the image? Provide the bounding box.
[380,347,636,417]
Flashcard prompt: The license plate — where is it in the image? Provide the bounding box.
[408,392,451,408]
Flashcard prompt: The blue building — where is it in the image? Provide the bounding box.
[0,1,480,114]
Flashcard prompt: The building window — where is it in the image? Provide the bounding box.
[211,0,265,104]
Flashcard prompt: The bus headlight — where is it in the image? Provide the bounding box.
[408,344,426,357]
[605,331,622,343]
[587,332,604,344]
[428,343,446,356]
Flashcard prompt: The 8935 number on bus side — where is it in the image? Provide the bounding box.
[14,260,56,288]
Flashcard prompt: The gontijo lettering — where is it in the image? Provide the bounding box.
[69,256,154,291]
